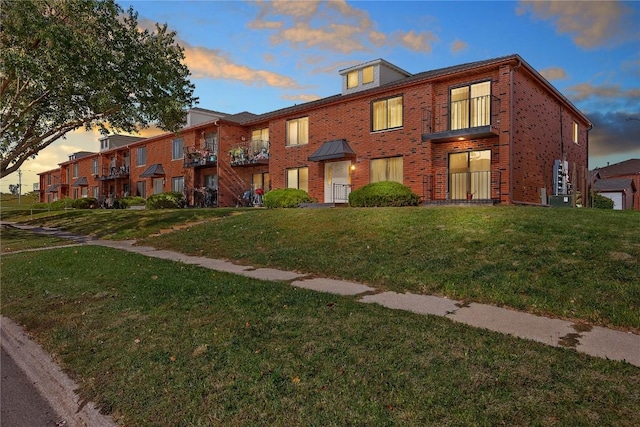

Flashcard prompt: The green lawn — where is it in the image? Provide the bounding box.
[2,243,639,426]
[3,206,639,331]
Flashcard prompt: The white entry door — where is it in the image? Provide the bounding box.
[324,161,351,203]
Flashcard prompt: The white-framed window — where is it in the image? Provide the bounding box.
[72,163,79,178]
[372,95,403,131]
[153,178,164,195]
[172,138,184,160]
[92,186,99,198]
[370,157,403,183]
[287,167,309,192]
[136,146,146,166]
[450,81,491,130]
[287,117,309,146]
[362,66,374,84]
[251,128,269,154]
[572,121,579,144]
[172,176,184,193]
[92,158,98,175]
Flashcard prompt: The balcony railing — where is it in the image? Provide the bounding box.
[184,146,217,168]
[230,140,269,167]
[422,95,500,142]
[98,165,129,180]
[422,170,502,203]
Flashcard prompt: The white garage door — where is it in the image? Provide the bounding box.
[600,192,622,210]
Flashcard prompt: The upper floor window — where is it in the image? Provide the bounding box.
[136,146,146,166]
[92,158,98,175]
[204,132,218,155]
[450,81,491,130]
[287,117,308,146]
[172,138,184,160]
[362,66,374,84]
[572,121,579,144]
[372,95,403,132]
[347,70,359,89]
[72,163,79,178]
[371,157,403,183]
[252,128,269,153]
[287,167,308,192]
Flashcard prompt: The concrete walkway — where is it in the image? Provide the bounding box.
[1,221,639,424]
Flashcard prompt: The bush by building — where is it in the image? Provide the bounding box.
[263,188,313,208]
[349,181,419,207]
[145,192,186,210]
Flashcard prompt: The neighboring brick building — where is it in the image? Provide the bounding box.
[39,54,591,207]
[591,159,640,210]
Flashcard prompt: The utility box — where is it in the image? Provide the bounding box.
[549,195,573,207]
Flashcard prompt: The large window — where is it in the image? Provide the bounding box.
[136,181,146,198]
[136,146,146,166]
[450,81,491,130]
[372,96,403,131]
[253,172,270,192]
[252,128,269,154]
[287,117,308,146]
[449,150,491,200]
[371,157,403,183]
[172,138,184,160]
[172,176,184,193]
[287,167,308,192]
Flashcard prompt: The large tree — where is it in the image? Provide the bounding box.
[0,0,197,178]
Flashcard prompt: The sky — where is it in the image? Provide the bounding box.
[3,0,639,194]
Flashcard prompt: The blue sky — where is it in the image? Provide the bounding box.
[4,0,639,193]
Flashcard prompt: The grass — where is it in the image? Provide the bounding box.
[2,245,639,426]
[2,205,639,331]
[0,226,75,252]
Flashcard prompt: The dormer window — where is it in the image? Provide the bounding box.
[340,59,411,95]
[347,70,359,89]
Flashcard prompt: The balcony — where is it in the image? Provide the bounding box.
[98,165,129,180]
[184,147,217,168]
[422,95,501,143]
[229,140,269,167]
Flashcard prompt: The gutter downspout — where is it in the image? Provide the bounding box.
[509,59,523,204]
[586,123,593,207]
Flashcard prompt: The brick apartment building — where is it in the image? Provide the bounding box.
[39,54,591,207]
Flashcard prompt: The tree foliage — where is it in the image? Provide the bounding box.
[0,0,197,178]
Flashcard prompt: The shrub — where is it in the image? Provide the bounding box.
[72,197,98,209]
[49,199,74,210]
[591,192,615,209]
[349,181,419,207]
[146,192,186,210]
[118,196,146,208]
[263,188,313,208]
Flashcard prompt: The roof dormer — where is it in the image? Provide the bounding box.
[339,59,412,95]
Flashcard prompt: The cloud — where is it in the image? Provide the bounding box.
[282,93,322,103]
[566,83,640,103]
[182,45,300,88]
[249,0,436,54]
[450,39,468,53]
[517,0,638,48]
[540,67,568,81]
[588,111,640,157]
[393,30,438,52]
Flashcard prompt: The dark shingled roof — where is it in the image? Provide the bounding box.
[595,159,640,178]
[71,176,89,187]
[140,164,166,178]
[593,178,635,192]
[308,139,356,161]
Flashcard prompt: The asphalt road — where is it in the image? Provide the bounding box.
[1,346,62,427]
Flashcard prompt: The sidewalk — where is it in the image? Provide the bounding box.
[3,222,639,368]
